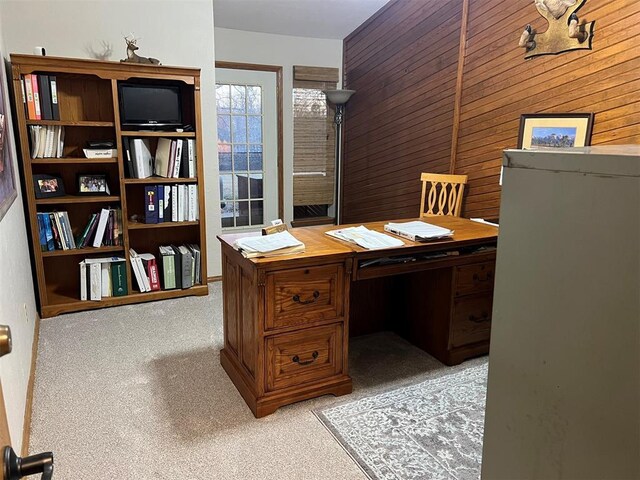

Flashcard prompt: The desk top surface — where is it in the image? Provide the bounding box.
[218,217,498,266]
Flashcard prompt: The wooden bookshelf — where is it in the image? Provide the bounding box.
[11,54,209,318]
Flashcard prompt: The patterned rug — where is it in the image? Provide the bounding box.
[314,360,488,480]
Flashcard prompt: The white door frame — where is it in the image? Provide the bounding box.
[215,62,283,223]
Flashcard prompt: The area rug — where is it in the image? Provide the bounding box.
[314,360,488,480]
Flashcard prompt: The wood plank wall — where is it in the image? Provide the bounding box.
[342,0,640,221]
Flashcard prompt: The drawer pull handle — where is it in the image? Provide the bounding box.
[292,351,319,365]
[469,313,491,323]
[472,272,493,282]
[293,290,320,305]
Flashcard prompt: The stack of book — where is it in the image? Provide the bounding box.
[22,74,60,120]
[76,208,123,248]
[152,138,196,178]
[29,125,65,158]
[37,211,75,251]
[144,184,199,224]
[80,257,128,301]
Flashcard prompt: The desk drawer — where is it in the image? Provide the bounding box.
[451,294,492,348]
[454,261,495,297]
[266,324,343,392]
[266,264,344,330]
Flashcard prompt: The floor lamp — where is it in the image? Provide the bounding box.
[324,89,355,225]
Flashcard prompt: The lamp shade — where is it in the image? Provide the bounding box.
[323,89,355,105]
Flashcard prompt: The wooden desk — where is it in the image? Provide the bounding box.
[218,217,498,417]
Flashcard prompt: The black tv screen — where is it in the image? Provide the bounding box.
[119,83,182,128]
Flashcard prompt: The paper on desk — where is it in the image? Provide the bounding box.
[384,221,454,241]
[326,226,404,250]
[471,218,499,227]
[234,230,304,253]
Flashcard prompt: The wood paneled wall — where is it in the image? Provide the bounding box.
[342,0,640,221]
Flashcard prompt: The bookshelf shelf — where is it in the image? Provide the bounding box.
[128,221,199,230]
[12,54,208,318]
[35,195,120,205]
[26,120,115,127]
[121,131,196,138]
[42,246,124,257]
[31,157,118,164]
[124,177,198,185]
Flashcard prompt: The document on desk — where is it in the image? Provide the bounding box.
[325,226,405,250]
[384,221,454,242]
[234,231,305,258]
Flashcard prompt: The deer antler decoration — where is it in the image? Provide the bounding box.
[518,0,595,59]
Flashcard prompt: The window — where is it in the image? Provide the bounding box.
[292,66,339,224]
[216,83,265,228]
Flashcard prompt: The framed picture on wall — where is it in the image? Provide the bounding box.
[517,113,595,149]
[0,48,17,222]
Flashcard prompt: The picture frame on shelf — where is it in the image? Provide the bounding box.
[517,113,595,149]
[33,174,65,198]
[77,174,110,195]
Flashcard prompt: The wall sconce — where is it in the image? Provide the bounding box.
[518,0,595,59]
[324,89,355,225]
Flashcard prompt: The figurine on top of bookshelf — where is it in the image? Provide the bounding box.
[77,174,110,196]
[120,35,161,65]
[33,174,65,199]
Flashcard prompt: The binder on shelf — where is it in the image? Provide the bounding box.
[24,75,36,120]
[101,263,112,298]
[159,246,177,290]
[122,138,135,178]
[145,186,158,224]
[49,75,60,120]
[89,262,102,301]
[155,138,172,177]
[140,254,161,291]
[111,261,128,297]
[177,245,193,289]
[173,139,183,178]
[80,261,88,301]
[37,74,53,121]
[158,185,165,223]
[163,186,171,222]
[92,208,111,247]
[129,249,151,293]
[31,74,41,120]
[131,138,153,178]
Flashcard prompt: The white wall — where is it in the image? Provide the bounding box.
[214,27,343,225]
[0,0,222,275]
[0,19,38,452]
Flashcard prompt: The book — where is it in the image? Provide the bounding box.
[37,75,53,120]
[77,214,97,247]
[42,213,54,251]
[59,211,76,249]
[154,138,172,177]
[31,74,41,120]
[92,208,110,247]
[110,261,128,297]
[53,212,67,250]
[49,75,60,120]
[37,213,47,251]
[145,186,158,224]
[24,75,36,120]
[48,213,62,250]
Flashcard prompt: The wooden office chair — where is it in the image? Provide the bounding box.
[419,173,468,217]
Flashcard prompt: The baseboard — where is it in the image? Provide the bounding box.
[207,275,222,283]
[21,313,40,457]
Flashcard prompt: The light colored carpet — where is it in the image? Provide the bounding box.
[29,282,473,479]
[316,360,488,480]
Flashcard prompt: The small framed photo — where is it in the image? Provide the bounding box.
[33,174,65,199]
[77,174,110,196]
[518,113,595,149]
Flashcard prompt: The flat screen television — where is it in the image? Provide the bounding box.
[118,83,182,129]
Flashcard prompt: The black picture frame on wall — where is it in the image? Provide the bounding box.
[517,113,595,149]
[33,174,65,199]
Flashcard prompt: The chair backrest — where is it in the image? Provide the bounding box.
[419,173,468,217]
